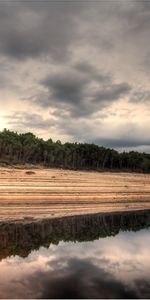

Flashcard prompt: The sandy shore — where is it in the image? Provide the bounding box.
[0,167,150,221]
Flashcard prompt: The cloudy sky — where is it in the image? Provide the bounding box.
[0,0,150,152]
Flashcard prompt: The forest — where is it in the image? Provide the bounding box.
[0,129,150,173]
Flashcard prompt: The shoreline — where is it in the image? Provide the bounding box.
[0,207,150,225]
[0,163,150,174]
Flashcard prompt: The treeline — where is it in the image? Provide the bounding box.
[0,128,150,172]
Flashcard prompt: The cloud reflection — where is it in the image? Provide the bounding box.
[0,227,149,298]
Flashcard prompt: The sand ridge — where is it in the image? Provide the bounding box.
[0,167,150,221]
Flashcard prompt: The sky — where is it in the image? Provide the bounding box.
[0,0,150,152]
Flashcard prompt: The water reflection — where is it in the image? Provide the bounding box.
[0,210,150,298]
[0,210,150,260]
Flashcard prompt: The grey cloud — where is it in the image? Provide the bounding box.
[6,112,56,130]
[36,66,131,117]
[0,0,148,63]
[12,258,137,299]
[42,70,88,105]
[0,1,83,61]
[0,0,150,65]
[75,62,98,74]
[124,3,150,34]
[74,62,111,82]
[131,90,150,103]
[91,138,150,149]
[142,53,150,75]
[95,83,131,103]
[0,1,150,152]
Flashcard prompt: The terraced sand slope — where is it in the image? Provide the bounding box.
[0,167,150,221]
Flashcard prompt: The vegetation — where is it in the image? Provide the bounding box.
[0,128,150,172]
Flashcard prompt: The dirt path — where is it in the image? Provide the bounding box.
[0,167,150,221]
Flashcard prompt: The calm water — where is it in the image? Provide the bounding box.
[0,210,150,299]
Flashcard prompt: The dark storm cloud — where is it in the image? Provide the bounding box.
[0,0,149,65]
[1,0,149,63]
[42,70,89,105]
[0,0,83,61]
[37,66,131,117]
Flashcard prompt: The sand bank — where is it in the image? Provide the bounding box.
[0,167,150,221]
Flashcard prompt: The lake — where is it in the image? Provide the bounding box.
[0,210,150,298]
